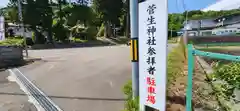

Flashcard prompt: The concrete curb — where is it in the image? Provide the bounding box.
[195,56,213,74]
[24,57,42,63]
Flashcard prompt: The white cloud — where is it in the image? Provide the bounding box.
[202,0,240,11]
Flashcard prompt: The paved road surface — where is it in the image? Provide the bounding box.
[19,45,132,111]
[3,44,177,111]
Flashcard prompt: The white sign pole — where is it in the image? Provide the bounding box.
[0,16,5,41]
[139,0,168,110]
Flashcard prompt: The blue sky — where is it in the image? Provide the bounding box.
[0,0,9,7]
[1,0,216,13]
[168,0,217,13]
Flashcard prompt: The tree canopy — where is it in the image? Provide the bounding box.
[1,0,240,43]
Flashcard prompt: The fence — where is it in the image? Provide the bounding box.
[0,46,23,67]
[187,35,240,46]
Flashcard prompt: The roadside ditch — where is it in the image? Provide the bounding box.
[196,48,240,111]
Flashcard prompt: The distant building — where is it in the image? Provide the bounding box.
[7,23,33,38]
[183,13,240,36]
[202,0,240,11]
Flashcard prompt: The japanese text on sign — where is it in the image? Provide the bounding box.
[146,4,157,105]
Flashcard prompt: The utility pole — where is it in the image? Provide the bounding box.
[17,0,28,58]
[130,0,139,97]
[198,20,201,36]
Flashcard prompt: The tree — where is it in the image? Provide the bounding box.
[92,0,123,38]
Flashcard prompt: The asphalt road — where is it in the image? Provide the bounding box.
[4,44,177,111]
[18,45,132,111]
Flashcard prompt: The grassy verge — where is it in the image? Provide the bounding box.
[167,37,187,86]
[168,37,179,43]
[0,38,24,46]
[122,38,187,111]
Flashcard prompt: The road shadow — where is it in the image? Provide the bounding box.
[0,58,42,70]
[0,92,126,102]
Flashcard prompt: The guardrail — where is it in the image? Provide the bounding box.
[0,45,23,68]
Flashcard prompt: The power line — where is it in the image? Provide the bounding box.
[180,0,188,24]
[175,0,180,13]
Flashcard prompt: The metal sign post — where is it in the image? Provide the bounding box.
[0,16,5,41]
[17,0,28,58]
[138,0,168,111]
[130,0,139,98]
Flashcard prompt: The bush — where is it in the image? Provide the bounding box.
[213,62,240,98]
[26,38,34,46]
[85,26,98,40]
[52,22,69,42]
[35,31,46,44]
[122,80,139,111]
[0,38,24,46]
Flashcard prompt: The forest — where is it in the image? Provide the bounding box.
[0,0,240,43]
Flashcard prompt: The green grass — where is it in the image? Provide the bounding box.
[167,37,186,86]
[71,37,88,43]
[168,37,179,43]
[0,38,24,46]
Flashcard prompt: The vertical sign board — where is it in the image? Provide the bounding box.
[0,16,5,41]
[139,0,168,111]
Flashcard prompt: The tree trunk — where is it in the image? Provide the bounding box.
[47,28,53,44]
[104,22,108,38]
[107,22,112,37]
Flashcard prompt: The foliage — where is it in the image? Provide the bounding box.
[85,26,98,40]
[168,13,184,31]
[0,38,24,46]
[212,62,240,99]
[92,0,123,23]
[63,4,94,27]
[52,21,69,42]
[92,0,123,37]
[122,80,139,111]
[168,9,240,31]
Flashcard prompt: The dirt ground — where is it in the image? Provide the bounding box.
[166,59,219,111]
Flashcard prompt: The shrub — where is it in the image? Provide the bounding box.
[26,38,34,46]
[213,62,240,98]
[34,31,46,44]
[85,26,98,40]
[0,38,24,46]
[52,23,69,42]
